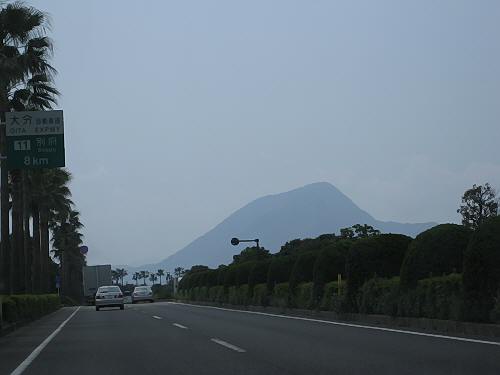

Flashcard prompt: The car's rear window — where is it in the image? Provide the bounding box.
[98,287,120,293]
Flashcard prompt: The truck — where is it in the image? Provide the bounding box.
[82,265,112,304]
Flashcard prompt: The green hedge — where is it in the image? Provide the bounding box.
[267,256,296,292]
[293,282,314,309]
[400,224,471,289]
[252,283,269,306]
[398,274,463,320]
[463,216,500,322]
[319,281,344,312]
[1,294,60,323]
[312,240,351,305]
[270,282,290,308]
[346,234,412,311]
[289,252,320,291]
[357,277,400,316]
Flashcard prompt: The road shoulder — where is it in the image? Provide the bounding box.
[0,306,78,375]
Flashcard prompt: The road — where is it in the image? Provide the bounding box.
[1,302,499,375]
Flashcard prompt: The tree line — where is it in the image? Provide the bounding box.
[178,183,500,323]
[111,267,186,287]
[0,2,84,299]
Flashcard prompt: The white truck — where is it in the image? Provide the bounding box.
[82,265,112,304]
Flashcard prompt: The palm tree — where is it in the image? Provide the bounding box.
[111,270,119,285]
[157,269,165,285]
[37,169,72,292]
[132,272,140,286]
[174,267,185,278]
[51,209,84,298]
[149,273,158,285]
[140,270,149,286]
[0,2,58,294]
[116,268,127,286]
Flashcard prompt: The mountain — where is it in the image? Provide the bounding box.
[125,182,436,273]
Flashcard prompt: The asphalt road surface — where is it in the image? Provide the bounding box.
[1,302,499,375]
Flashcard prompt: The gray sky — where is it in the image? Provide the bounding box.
[30,1,500,266]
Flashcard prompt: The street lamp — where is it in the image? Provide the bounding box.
[230,237,260,250]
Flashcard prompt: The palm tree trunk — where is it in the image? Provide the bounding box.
[11,169,24,293]
[40,203,50,293]
[32,202,41,293]
[0,116,11,294]
[23,170,32,293]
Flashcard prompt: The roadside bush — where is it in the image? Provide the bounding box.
[267,256,296,292]
[227,285,247,305]
[234,262,255,287]
[400,224,471,289]
[270,282,290,308]
[293,282,314,309]
[312,240,351,306]
[252,283,269,306]
[357,277,400,316]
[463,216,500,322]
[248,259,271,290]
[289,252,320,292]
[210,285,227,303]
[398,273,462,320]
[1,294,60,323]
[345,234,411,311]
[319,281,344,312]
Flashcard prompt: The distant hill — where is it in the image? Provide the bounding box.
[125,182,436,274]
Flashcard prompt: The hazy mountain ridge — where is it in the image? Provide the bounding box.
[123,182,436,274]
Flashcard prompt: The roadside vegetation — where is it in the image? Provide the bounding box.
[1,2,84,326]
[177,183,500,324]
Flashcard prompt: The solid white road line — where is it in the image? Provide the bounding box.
[173,323,188,329]
[168,302,500,347]
[152,315,162,320]
[210,338,246,353]
[10,306,81,375]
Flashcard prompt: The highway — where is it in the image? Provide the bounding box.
[1,302,499,375]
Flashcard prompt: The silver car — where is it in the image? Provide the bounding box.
[132,286,154,303]
[95,285,124,311]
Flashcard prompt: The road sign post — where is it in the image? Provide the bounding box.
[5,110,65,169]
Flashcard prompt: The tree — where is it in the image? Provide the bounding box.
[458,183,498,230]
[112,270,119,285]
[232,246,270,264]
[140,270,149,285]
[149,273,158,285]
[340,224,380,239]
[157,269,165,285]
[463,216,500,322]
[132,272,140,286]
[174,267,185,278]
[0,2,58,294]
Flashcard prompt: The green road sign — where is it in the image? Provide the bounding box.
[5,110,65,169]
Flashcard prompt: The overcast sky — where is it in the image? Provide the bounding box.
[29,0,500,266]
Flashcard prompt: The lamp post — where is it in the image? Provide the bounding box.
[230,237,260,250]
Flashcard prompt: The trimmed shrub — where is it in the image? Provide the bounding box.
[267,256,296,292]
[294,282,314,309]
[234,262,254,287]
[357,277,400,316]
[289,252,320,291]
[346,234,412,311]
[463,216,500,322]
[270,282,290,308]
[248,260,271,290]
[400,224,471,289]
[252,283,269,306]
[398,274,463,320]
[312,240,351,306]
[319,281,344,312]
[1,294,60,323]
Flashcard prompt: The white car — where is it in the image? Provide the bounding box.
[95,285,124,311]
[132,286,154,303]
